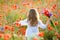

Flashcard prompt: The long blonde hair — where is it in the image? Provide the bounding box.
[28,8,39,26]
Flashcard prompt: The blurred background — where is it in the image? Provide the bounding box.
[0,0,60,40]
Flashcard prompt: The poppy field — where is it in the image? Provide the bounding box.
[0,0,60,40]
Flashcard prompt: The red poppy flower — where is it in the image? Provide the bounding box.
[47,24,53,31]
[43,9,52,18]
[53,14,58,18]
[4,25,10,30]
[0,23,2,26]
[0,33,4,38]
[51,4,57,10]
[15,22,21,27]
[52,4,57,9]
[0,14,2,19]
[33,37,38,40]
[10,27,14,32]
[4,34,11,40]
[11,4,18,10]
[57,35,60,38]
[38,32,44,37]
[54,21,58,25]
[22,2,30,7]
[19,28,26,35]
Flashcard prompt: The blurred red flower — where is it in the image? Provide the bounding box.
[38,32,44,37]
[0,33,4,38]
[22,2,30,7]
[4,25,10,30]
[15,22,21,27]
[52,4,57,9]
[53,14,58,18]
[0,14,2,19]
[54,21,58,25]
[43,9,52,18]
[57,35,60,38]
[4,34,11,40]
[48,25,53,31]
[11,4,18,10]
[0,23,2,26]
[51,4,57,10]
[19,28,26,35]
[58,10,60,14]
[10,27,14,32]
[33,37,38,40]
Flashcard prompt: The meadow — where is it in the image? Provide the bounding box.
[0,0,60,40]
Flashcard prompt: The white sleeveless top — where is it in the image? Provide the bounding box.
[18,19,47,37]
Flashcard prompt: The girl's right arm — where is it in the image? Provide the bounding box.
[18,19,28,26]
[38,17,51,29]
[14,19,28,26]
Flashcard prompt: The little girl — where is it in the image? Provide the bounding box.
[18,8,51,40]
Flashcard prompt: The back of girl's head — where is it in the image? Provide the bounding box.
[28,8,39,26]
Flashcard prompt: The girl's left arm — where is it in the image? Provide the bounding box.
[38,20,47,29]
[38,18,51,29]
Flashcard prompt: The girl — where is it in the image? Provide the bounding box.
[17,8,51,40]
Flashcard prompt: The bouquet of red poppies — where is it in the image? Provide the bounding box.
[42,8,52,18]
